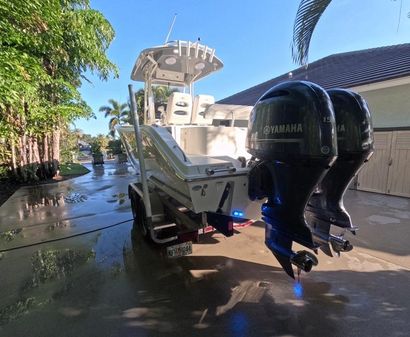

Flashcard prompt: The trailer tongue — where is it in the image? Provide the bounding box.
[118,40,374,278]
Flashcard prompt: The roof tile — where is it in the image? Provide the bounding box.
[218,44,410,105]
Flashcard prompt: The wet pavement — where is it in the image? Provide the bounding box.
[0,162,409,337]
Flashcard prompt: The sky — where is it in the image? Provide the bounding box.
[76,0,410,136]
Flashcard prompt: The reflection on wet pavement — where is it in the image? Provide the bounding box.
[64,192,88,204]
[0,162,135,251]
[0,162,409,337]
[2,223,408,337]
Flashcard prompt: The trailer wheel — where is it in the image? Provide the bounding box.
[129,185,154,242]
[137,198,148,237]
[129,189,148,237]
[133,198,154,242]
[129,189,139,220]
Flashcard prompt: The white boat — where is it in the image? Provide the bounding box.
[117,40,374,279]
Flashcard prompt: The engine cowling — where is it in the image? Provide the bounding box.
[306,89,374,255]
[247,81,338,278]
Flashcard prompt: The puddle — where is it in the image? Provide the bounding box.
[108,165,133,176]
[0,248,97,325]
[355,193,409,210]
[64,192,88,204]
[107,192,127,205]
[30,248,96,285]
[95,185,114,192]
[0,228,23,242]
[0,297,35,325]
[23,190,66,211]
[367,215,401,225]
[45,221,71,231]
[383,210,410,220]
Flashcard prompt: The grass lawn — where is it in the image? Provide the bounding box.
[59,162,90,176]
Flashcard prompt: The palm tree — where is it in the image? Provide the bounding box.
[72,127,84,149]
[292,0,332,66]
[152,85,178,103]
[99,99,130,137]
[292,0,408,66]
[134,88,145,124]
[133,85,178,124]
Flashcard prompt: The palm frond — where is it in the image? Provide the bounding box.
[120,103,129,112]
[292,0,332,65]
[120,110,130,118]
[108,99,120,111]
[99,105,111,113]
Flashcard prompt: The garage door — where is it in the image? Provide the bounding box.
[386,131,410,197]
[357,130,410,197]
[357,132,392,194]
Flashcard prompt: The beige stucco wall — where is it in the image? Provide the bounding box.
[358,83,410,128]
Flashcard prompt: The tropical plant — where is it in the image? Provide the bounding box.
[60,127,81,163]
[90,134,109,155]
[107,139,124,156]
[292,0,409,65]
[99,99,130,137]
[0,0,117,181]
[152,85,178,104]
[292,0,332,65]
[133,85,179,124]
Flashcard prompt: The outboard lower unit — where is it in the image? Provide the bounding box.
[247,81,338,278]
[306,89,374,256]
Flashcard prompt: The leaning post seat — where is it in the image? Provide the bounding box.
[165,92,193,125]
[191,95,215,124]
[306,89,374,254]
[246,81,338,278]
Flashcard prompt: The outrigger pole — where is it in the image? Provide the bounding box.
[164,14,178,44]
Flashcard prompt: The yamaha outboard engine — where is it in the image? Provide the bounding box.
[306,89,374,256]
[247,81,338,278]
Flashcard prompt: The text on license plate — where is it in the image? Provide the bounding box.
[167,241,193,258]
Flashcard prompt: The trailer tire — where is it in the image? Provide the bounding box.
[129,188,150,239]
[134,198,152,241]
[129,188,139,220]
[138,198,147,237]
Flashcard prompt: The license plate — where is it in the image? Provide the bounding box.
[166,241,193,258]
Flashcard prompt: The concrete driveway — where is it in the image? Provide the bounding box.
[0,162,409,337]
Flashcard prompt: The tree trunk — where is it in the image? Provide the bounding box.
[37,135,45,180]
[51,128,60,176]
[5,105,18,179]
[28,135,39,181]
[19,134,28,181]
[10,138,17,177]
[32,137,40,163]
[28,135,33,164]
[42,133,51,178]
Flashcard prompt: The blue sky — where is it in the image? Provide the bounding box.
[77,0,410,136]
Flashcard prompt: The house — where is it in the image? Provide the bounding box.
[219,44,410,198]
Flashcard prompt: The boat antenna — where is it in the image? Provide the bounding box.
[164,13,177,43]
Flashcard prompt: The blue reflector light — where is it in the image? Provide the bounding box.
[232,210,244,217]
[293,281,303,298]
